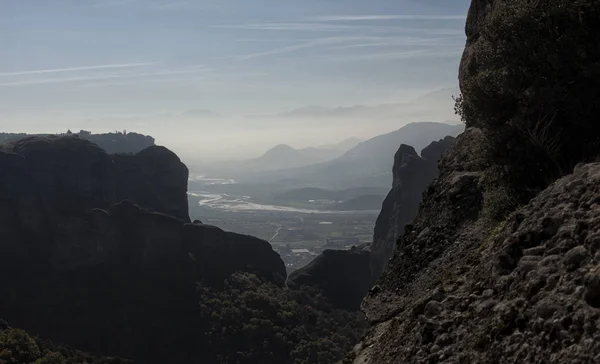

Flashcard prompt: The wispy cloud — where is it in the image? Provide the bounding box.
[328,36,463,49]
[224,37,381,61]
[0,62,159,77]
[310,15,467,21]
[320,49,463,62]
[223,34,463,61]
[213,21,465,37]
[212,22,362,32]
[0,67,212,87]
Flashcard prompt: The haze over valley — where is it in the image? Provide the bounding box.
[3,0,597,363]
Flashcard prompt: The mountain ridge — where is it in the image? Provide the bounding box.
[240,122,464,188]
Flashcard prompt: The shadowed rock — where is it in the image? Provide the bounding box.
[0,136,286,363]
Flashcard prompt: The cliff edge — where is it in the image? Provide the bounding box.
[348,0,600,362]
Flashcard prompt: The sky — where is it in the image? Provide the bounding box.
[0,0,471,162]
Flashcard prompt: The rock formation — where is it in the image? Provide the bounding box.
[288,137,456,311]
[347,0,600,361]
[1,135,189,222]
[349,135,600,363]
[370,136,456,277]
[0,131,156,155]
[0,136,286,363]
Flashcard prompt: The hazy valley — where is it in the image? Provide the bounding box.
[2,0,600,363]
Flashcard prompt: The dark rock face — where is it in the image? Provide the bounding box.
[346,0,600,361]
[288,246,373,311]
[0,136,286,363]
[113,146,190,221]
[1,136,189,222]
[0,131,156,155]
[83,131,155,154]
[370,136,456,277]
[350,162,600,364]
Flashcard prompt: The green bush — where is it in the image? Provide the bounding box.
[458,0,600,200]
[0,327,132,364]
[0,329,41,364]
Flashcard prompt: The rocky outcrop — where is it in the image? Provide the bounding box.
[1,136,189,222]
[1,131,156,155]
[82,131,155,154]
[287,137,456,311]
[370,136,456,277]
[113,146,189,221]
[288,246,373,311]
[0,136,287,363]
[346,0,600,357]
[359,128,487,324]
[349,157,600,363]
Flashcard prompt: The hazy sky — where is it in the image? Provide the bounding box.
[1,0,471,161]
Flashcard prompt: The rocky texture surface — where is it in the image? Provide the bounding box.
[349,160,600,363]
[370,136,456,278]
[360,128,487,324]
[287,246,373,311]
[0,136,287,363]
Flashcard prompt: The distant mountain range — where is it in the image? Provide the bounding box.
[201,137,363,175]
[251,88,461,129]
[238,122,465,188]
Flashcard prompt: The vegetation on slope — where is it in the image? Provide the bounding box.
[198,273,367,364]
[0,326,130,364]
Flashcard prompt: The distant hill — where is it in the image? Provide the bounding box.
[202,138,360,175]
[0,131,155,155]
[241,122,465,188]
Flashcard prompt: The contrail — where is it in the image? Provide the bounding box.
[0,62,159,77]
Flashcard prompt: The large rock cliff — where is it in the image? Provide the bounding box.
[1,135,189,223]
[347,0,600,361]
[0,136,286,363]
[349,139,600,363]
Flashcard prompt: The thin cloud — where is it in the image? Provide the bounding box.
[213,22,465,37]
[211,22,363,32]
[311,15,467,21]
[0,68,212,87]
[329,36,464,49]
[321,49,463,62]
[228,37,375,60]
[331,43,390,49]
[0,62,159,77]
